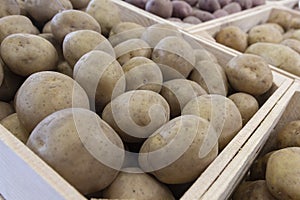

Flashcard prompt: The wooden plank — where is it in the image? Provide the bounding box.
[198,81,300,200]
[0,125,86,200]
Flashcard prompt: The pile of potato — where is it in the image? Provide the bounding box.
[215,9,300,76]
[0,0,276,199]
[232,120,300,200]
[123,0,266,24]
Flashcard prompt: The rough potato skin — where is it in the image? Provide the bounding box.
[0,0,20,18]
[198,0,221,12]
[15,71,90,132]
[103,168,175,200]
[51,9,101,42]
[225,54,273,96]
[183,16,202,24]
[222,2,242,14]
[124,0,148,8]
[27,108,124,195]
[233,0,252,10]
[232,180,276,200]
[248,24,283,45]
[266,147,300,200]
[192,10,216,22]
[0,15,39,43]
[277,120,300,149]
[215,26,248,52]
[267,10,292,31]
[0,33,58,76]
[213,9,229,18]
[281,39,300,54]
[145,0,173,19]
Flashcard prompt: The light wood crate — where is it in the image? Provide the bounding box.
[266,0,298,8]
[198,80,300,200]
[187,5,300,80]
[0,1,294,200]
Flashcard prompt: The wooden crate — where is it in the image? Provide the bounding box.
[187,5,300,80]
[197,80,300,200]
[267,0,298,8]
[0,1,294,200]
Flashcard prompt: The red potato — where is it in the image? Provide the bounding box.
[233,0,253,10]
[223,2,242,14]
[252,0,265,6]
[213,9,229,18]
[124,0,148,9]
[174,0,198,7]
[145,0,173,19]
[171,1,193,19]
[192,10,216,22]
[198,0,221,13]
[218,0,232,7]
[183,16,202,24]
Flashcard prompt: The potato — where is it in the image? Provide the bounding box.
[277,120,300,149]
[171,1,193,19]
[27,108,124,194]
[0,113,29,143]
[0,61,3,87]
[139,115,218,184]
[288,29,300,41]
[0,0,20,17]
[141,23,182,48]
[232,180,275,200]
[252,0,265,6]
[213,9,229,18]
[103,168,174,200]
[42,21,52,33]
[183,16,202,24]
[194,48,218,63]
[0,101,14,121]
[0,33,58,76]
[192,10,216,22]
[51,9,101,42]
[73,50,125,113]
[245,42,300,76]
[16,71,90,132]
[0,15,39,43]
[86,0,121,37]
[189,60,228,96]
[57,61,73,77]
[223,2,242,14]
[177,0,198,6]
[267,9,292,30]
[145,0,173,19]
[122,57,163,93]
[160,79,207,118]
[198,0,221,12]
[124,0,148,9]
[233,0,252,9]
[0,65,24,102]
[249,151,274,180]
[69,0,90,9]
[152,36,195,81]
[218,0,232,7]
[248,24,283,45]
[109,22,146,47]
[290,17,300,29]
[114,38,152,66]
[39,33,64,62]
[102,90,170,143]
[25,0,73,23]
[228,92,259,125]
[182,94,242,150]
[215,26,248,52]
[16,0,27,16]
[63,30,112,67]
[281,39,300,55]
[266,147,300,200]
[225,54,273,96]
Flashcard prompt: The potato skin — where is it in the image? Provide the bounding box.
[192,10,215,22]
[233,0,252,10]
[222,2,242,14]
[124,0,148,8]
[139,115,218,184]
[215,26,248,52]
[171,1,193,19]
[0,101,14,121]
[277,120,300,149]
[15,71,90,132]
[281,39,300,54]
[249,151,274,181]
[0,61,3,87]
[1,33,58,76]
[69,0,90,9]
[232,180,275,200]
[0,0,20,18]
[267,10,292,30]
[103,168,175,200]
[145,0,173,19]
[51,9,101,42]
[198,0,221,12]
[248,24,283,45]
[27,108,124,195]
[102,90,170,143]
[225,54,273,96]
[266,147,300,200]
[1,113,29,143]
[228,92,259,125]
[0,15,39,43]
